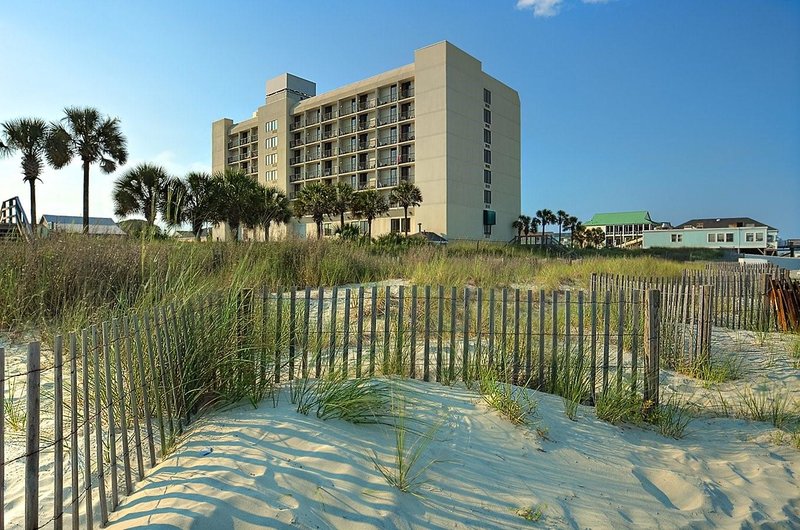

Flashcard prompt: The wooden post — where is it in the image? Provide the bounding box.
[564,290,571,389]
[525,290,533,384]
[384,286,391,375]
[143,314,166,457]
[396,286,405,375]
[80,330,93,528]
[303,287,311,378]
[501,288,508,375]
[133,318,156,467]
[68,333,79,530]
[463,287,471,383]
[488,288,495,368]
[410,285,417,378]
[342,288,351,376]
[590,289,597,403]
[538,289,545,389]
[101,322,120,510]
[122,318,144,481]
[617,289,625,391]
[423,286,431,381]
[602,291,611,394]
[512,289,520,384]
[631,290,640,393]
[328,286,337,373]
[54,336,64,530]
[449,286,457,381]
[316,287,324,378]
[476,288,483,375]
[357,286,365,377]
[370,286,378,377]
[644,289,661,408]
[25,342,41,530]
[289,288,297,380]
[112,320,133,495]
[577,291,585,383]
[436,285,444,382]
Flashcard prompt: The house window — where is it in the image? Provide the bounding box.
[484,169,492,184]
[484,149,491,164]
[484,88,491,105]
[746,233,754,242]
[726,233,733,242]
[484,129,492,145]
[391,218,410,233]
[671,234,683,243]
[484,109,491,125]
[716,233,725,242]
[484,190,491,204]
[756,232,764,242]
[707,234,715,243]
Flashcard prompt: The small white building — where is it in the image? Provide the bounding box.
[642,217,779,254]
[39,214,126,236]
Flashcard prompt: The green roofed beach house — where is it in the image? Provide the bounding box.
[583,211,661,248]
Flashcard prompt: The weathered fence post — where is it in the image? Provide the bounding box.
[25,342,41,530]
[0,346,4,530]
[54,336,64,530]
[644,290,661,410]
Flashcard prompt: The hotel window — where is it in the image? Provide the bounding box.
[265,170,278,181]
[391,218,410,233]
[671,234,683,243]
[484,190,491,204]
[265,120,278,132]
[484,109,491,125]
[484,169,492,184]
[265,136,278,149]
[745,233,754,242]
[483,224,492,236]
[265,153,278,166]
[484,129,492,145]
[708,234,715,243]
[484,149,492,164]
[484,88,491,105]
[716,233,725,242]
[726,233,734,242]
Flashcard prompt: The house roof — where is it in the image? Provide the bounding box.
[677,217,777,231]
[413,231,448,244]
[40,214,126,235]
[584,211,655,227]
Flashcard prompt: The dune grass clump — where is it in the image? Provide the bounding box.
[736,386,796,429]
[291,372,392,424]
[477,369,538,426]
[650,394,694,439]
[370,397,442,494]
[595,384,644,425]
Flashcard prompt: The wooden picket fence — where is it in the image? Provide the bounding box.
[2,284,662,529]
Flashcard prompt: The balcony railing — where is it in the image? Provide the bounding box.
[377,115,397,126]
[250,135,259,143]
[357,121,373,131]
[306,170,321,179]
[339,104,356,116]
[339,126,355,135]
[378,136,397,147]
[357,181,371,190]
[357,99,376,111]
[377,157,395,168]
[399,111,415,121]
[357,161,376,170]
[377,176,398,188]
[289,121,303,131]
[290,172,304,182]
[357,140,374,151]
[306,152,320,162]
[377,94,398,106]
[306,135,320,143]
[306,115,320,126]
[290,157,302,165]
[290,138,304,148]
[399,88,414,99]
[339,145,354,155]
[399,132,415,142]
[322,149,333,158]
[250,150,258,158]
[227,155,240,163]
[322,111,337,121]
[339,164,355,173]
[399,153,415,164]
[322,167,336,177]
[322,130,336,140]
[289,192,298,200]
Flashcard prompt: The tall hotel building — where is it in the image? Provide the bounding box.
[212,41,520,241]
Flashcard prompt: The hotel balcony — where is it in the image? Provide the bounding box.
[357,99,376,111]
[339,145,354,155]
[306,134,320,143]
[378,135,397,147]
[306,169,321,179]
[339,164,355,173]
[399,111,415,121]
[399,132,415,142]
[322,149,334,158]
[377,93,398,106]
[322,110,338,121]
[290,156,302,165]
[377,157,396,168]
[306,152,320,162]
[322,166,336,177]
[357,160,376,171]
[289,121,303,131]
[322,129,336,140]
[289,138,304,148]
[357,119,375,131]
[339,103,356,116]
[227,154,241,163]
[306,114,320,126]
[377,115,398,127]
[289,172,304,182]
[377,176,398,188]
[398,153,415,164]
[399,87,414,99]
[357,139,375,151]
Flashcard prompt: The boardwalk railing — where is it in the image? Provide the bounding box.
[3,284,662,529]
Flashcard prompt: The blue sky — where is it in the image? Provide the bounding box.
[1,0,798,236]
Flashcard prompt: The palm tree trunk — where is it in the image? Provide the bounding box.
[540,220,546,248]
[82,160,90,234]
[28,179,37,235]
[316,221,323,239]
[367,218,373,240]
[265,222,271,242]
[403,206,409,237]
[558,225,562,247]
[340,211,346,233]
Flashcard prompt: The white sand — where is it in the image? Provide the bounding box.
[106,377,799,529]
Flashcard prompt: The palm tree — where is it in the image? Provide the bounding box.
[512,216,526,241]
[352,189,389,240]
[46,107,128,234]
[112,163,170,226]
[161,171,213,239]
[330,182,355,233]
[207,168,261,241]
[566,216,580,248]
[585,228,606,249]
[529,217,540,245]
[556,210,570,247]
[256,185,292,241]
[535,209,557,248]
[571,222,586,248]
[389,182,423,237]
[293,182,335,239]
[0,118,51,227]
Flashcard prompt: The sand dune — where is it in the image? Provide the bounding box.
[106,379,800,529]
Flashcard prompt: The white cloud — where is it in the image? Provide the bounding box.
[516,0,612,17]
[516,0,563,17]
